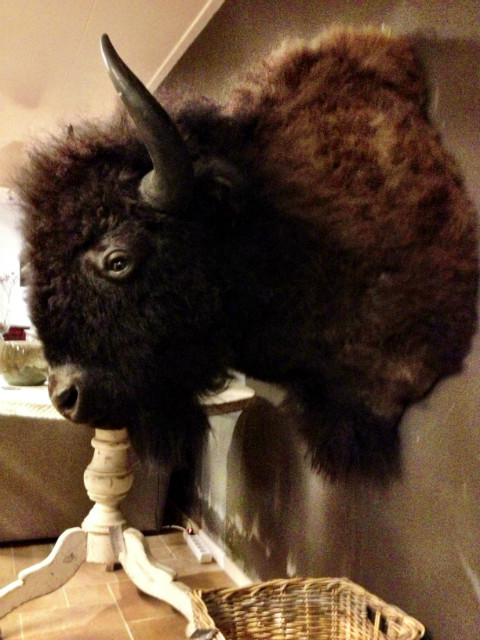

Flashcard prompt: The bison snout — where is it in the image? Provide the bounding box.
[48,365,88,423]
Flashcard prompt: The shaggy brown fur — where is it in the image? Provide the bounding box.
[17,27,478,479]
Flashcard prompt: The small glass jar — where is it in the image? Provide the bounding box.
[0,339,48,385]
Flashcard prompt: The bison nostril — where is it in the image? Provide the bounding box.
[57,386,78,409]
[55,385,79,413]
[48,365,87,422]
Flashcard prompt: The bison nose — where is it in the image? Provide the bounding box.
[48,365,84,422]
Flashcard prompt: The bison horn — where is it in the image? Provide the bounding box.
[100,34,193,212]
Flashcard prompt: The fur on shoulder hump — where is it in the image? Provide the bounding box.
[226,25,428,116]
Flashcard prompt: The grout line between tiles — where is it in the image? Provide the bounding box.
[160,537,180,560]
[108,583,135,640]
[18,611,25,640]
[63,586,71,608]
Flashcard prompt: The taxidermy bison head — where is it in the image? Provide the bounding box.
[17,27,478,478]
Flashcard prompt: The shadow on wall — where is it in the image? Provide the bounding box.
[213,325,480,638]
[225,397,305,580]
[224,396,366,582]
[209,342,480,639]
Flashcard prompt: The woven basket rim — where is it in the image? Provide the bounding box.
[189,576,426,640]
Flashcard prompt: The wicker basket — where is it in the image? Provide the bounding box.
[188,577,425,640]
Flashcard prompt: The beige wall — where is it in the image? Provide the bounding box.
[164,1,480,639]
[0,0,225,186]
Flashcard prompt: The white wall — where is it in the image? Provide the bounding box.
[0,188,30,329]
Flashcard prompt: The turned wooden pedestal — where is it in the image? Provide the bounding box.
[0,428,195,629]
[0,383,255,638]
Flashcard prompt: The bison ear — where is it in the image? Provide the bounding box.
[100,34,193,214]
[196,159,246,225]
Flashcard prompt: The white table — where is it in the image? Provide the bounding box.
[0,379,254,637]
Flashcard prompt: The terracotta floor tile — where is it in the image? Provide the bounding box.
[21,603,132,640]
[18,585,68,613]
[65,583,115,607]
[169,556,222,578]
[160,532,185,548]
[0,533,238,639]
[64,560,122,587]
[0,610,22,640]
[109,580,174,622]
[144,534,171,550]
[0,547,15,587]
[181,570,235,591]
[170,542,204,562]
[143,537,175,562]
[12,543,54,574]
[127,612,188,640]
[0,547,15,570]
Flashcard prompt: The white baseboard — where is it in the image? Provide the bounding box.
[197,528,253,587]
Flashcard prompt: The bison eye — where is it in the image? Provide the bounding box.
[103,250,134,279]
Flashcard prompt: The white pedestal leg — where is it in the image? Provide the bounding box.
[0,527,86,619]
[118,527,193,621]
[0,428,182,621]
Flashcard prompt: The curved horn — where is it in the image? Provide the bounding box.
[100,34,193,212]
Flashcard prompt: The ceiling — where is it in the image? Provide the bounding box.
[0,0,224,185]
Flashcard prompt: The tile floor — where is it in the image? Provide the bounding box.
[0,532,235,640]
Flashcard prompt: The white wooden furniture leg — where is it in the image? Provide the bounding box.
[0,428,178,620]
[0,386,255,638]
[0,527,87,619]
[116,527,192,619]
[81,428,135,569]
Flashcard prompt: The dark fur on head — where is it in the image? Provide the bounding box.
[17,27,478,479]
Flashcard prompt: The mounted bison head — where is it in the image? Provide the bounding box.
[17,27,478,478]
